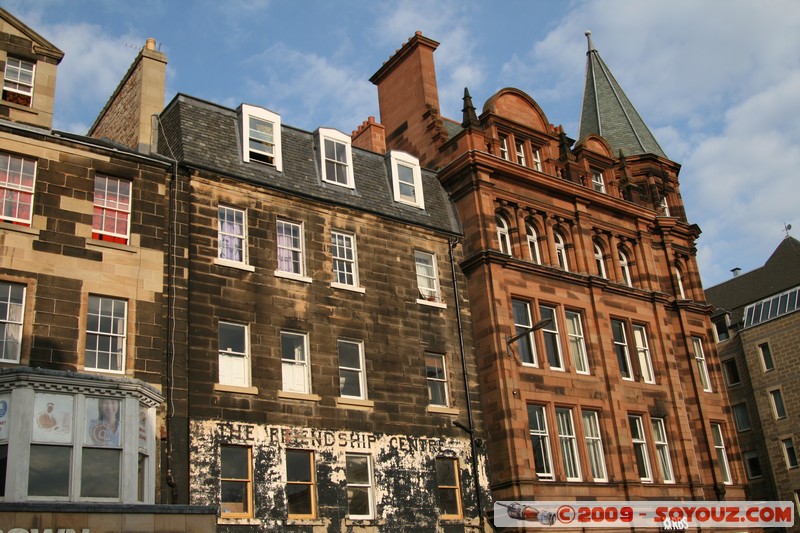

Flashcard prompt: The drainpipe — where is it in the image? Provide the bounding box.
[449,238,485,527]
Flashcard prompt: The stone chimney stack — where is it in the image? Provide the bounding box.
[89,38,167,154]
[369,32,444,167]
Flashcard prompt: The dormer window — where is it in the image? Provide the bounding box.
[240,104,282,171]
[389,151,424,209]
[591,172,605,193]
[3,57,34,107]
[317,128,354,188]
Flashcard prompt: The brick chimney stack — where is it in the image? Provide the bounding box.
[351,116,386,154]
[89,38,167,154]
[369,31,444,167]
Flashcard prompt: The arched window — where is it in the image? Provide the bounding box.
[526,224,541,264]
[619,249,632,286]
[496,215,511,255]
[594,243,607,278]
[554,231,569,271]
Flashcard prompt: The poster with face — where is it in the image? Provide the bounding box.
[32,393,73,444]
[0,394,9,441]
[138,405,148,451]
[85,397,122,447]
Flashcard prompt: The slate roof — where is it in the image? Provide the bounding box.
[704,237,800,319]
[157,94,462,235]
[578,31,667,159]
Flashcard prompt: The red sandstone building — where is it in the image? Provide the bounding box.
[359,31,747,510]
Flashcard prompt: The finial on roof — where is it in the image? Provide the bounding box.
[585,30,596,52]
[461,87,480,128]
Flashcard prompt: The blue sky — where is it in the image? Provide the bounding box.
[6,0,800,288]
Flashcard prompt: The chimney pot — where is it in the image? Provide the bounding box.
[145,38,156,51]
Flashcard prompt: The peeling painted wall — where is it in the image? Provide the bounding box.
[190,420,490,532]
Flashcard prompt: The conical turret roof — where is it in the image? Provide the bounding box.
[579,31,666,158]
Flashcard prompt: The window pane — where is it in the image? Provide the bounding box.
[222,446,249,478]
[81,447,121,498]
[222,481,248,513]
[287,484,313,515]
[346,455,370,484]
[219,322,246,354]
[347,486,371,515]
[29,444,71,496]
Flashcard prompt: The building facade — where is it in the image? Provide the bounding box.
[363,30,747,511]
[0,8,216,532]
[705,237,800,527]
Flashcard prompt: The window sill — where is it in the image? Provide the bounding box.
[274,270,312,283]
[87,239,135,253]
[416,298,447,309]
[218,517,261,526]
[336,397,374,410]
[278,390,321,402]
[287,518,326,526]
[331,282,366,294]
[346,518,385,526]
[427,405,459,416]
[0,221,39,236]
[214,383,259,395]
[214,258,255,272]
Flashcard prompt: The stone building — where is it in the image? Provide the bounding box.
[0,7,215,532]
[362,30,747,510]
[705,236,800,524]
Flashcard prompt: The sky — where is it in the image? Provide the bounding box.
[5,0,799,288]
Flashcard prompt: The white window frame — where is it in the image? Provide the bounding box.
[565,311,589,374]
[331,231,360,290]
[216,205,250,268]
[318,128,354,188]
[515,140,526,166]
[426,353,449,407]
[594,243,607,278]
[275,219,310,282]
[496,215,512,255]
[651,418,674,483]
[3,57,35,106]
[769,388,787,419]
[512,299,537,366]
[581,411,607,482]
[92,175,131,244]
[782,438,798,469]
[389,151,424,209]
[619,249,633,287]
[732,403,751,432]
[337,340,366,400]
[218,321,251,388]
[0,152,36,226]
[556,408,582,481]
[240,104,282,171]
[675,267,686,299]
[85,295,127,373]
[629,414,652,482]
[281,331,311,394]
[758,342,775,372]
[414,250,442,304]
[526,224,541,263]
[345,453,374,519]
[612,320,633,380]
[499,135,510,160]
[528,404,554,480]
[532,148,542,171]
[554,231,569,271]
[591,171,605,193]
[0,281,25,363]
[711,423,732,484]
[539,305,563,371]
[659,196,671,217]
[692,337,712,392]
[633,325,655,384]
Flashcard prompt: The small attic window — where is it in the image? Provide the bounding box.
[317,128,354,188]
[240,104,282,172]
[388,151,424,209]
[3,57,35,107]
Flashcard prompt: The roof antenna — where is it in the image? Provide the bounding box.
[784,222,793,238]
